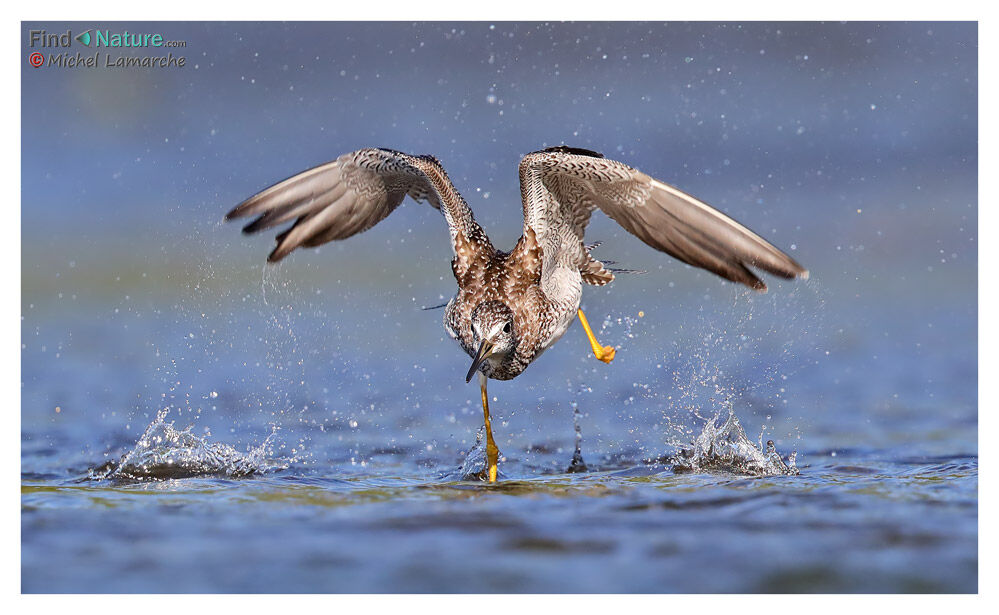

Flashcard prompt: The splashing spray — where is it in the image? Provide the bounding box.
[566,402,588,473]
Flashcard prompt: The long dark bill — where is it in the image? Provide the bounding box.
[465,340,494,383]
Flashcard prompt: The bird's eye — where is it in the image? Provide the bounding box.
[503,322,512,334]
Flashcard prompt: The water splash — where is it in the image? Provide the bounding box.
[596,312,644,350]
[656,283,828,460]
[670,408,799,476]
[566,403,588,473]
[451,426,504,481]
[91,409,286,481]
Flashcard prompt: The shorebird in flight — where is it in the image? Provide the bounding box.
[226,146,807,482]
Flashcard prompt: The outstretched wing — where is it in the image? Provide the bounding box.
[227,148,485,263]
[519,146,807,292]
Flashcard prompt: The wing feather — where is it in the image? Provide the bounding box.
[241,181,349,235]
[519,148,807,292]
[226,148,481,263]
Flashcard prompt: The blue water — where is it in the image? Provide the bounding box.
[22,21,977,593]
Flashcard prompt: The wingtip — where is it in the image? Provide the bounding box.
[224,203,245,222]
[266,247,286,263]
[242,217,265,235]
[800,269,810,280]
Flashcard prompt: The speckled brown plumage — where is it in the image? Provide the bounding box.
[444,227,552,380]
[227,146,807,382]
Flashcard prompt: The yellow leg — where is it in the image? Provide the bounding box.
[479,373,499,483]
[577,309,616,363]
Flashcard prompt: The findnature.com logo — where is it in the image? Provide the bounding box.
[27,27,188,69]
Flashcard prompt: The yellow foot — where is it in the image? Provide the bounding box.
[593,345,616,363]
[577,309,616,364]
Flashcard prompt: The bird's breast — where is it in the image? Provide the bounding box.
[441,244,578,379]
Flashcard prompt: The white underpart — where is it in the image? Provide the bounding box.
[535,314,573,361]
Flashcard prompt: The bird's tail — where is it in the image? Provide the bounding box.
[579,241,645,286]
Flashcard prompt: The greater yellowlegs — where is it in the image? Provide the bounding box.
[226,146,807,482]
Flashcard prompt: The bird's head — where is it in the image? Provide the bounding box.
[465,301,516,382]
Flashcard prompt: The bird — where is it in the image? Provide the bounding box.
[226,146,807,482]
